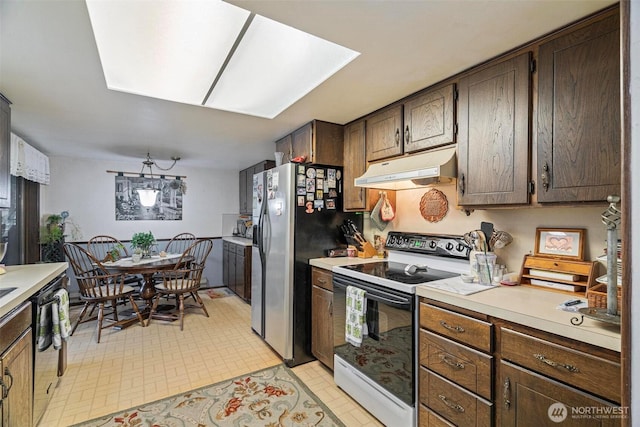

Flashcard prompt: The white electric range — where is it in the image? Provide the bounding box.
[331,232,471,427]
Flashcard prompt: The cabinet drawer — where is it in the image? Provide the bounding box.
[420,329,493,400]
[311,267,333,291]
[420,303,493,352]
[420,367,492,427]
[500,327,620,403]
[0,301,32,352]
[419,404,455,427]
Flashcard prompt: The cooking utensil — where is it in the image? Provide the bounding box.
[480,222,494,251]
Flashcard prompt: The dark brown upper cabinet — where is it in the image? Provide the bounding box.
[536,11,620,203]
[343,120,367,211]
[0,94,11,209]
[274,120,344,166]
[457,52,532,206]
[365,104,403,162]
[403,84,456,154]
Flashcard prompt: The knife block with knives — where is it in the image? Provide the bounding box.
[340,219,378,258]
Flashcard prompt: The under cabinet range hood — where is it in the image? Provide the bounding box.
[355,146,457,190]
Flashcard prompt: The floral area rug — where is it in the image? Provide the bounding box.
[205,287,234,299]
[70,364,345,427]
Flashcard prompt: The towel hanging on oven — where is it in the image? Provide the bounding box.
[345,286,367,347]
[36,303,52,351]
[51,289,71,350]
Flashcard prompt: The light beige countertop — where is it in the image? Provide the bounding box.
[222,236,252,246]
[309,256,384,270]
[416,279,621,352]
[0,262,68,318]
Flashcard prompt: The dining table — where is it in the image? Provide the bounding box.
[101,253,193,319]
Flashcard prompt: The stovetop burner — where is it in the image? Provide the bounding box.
[341,261,460,285]
[333,232,471,293]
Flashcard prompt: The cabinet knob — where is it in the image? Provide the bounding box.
[541,162,550,191]
[533,353,580,373]
[395,128,400,146]
[503,377,511,409]
[405,125,410,144]
[439,320,465,333]
[458,173,466,196]
[438,394,465,413]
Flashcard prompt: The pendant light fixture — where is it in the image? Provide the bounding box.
[136,152,181,207]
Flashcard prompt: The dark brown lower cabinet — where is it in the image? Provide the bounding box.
[311,267,333,370]
[498,361,620,427]
[222,241,251,302]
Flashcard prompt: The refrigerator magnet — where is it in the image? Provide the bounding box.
[316,178,323,189]
[306,193,314,201]
[296,175,306,187]
[328,189,338,198]
[298,165,306,175]
[316,169,325,178]
[326,199,336,209]
[305,201,314,213]
[306,178,315,192]
[297,196,305,206]
[306,168,316,178]
[316,190,323,199]
[314,200,324,209]
[296,187,306,195]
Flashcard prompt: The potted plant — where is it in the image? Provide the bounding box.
[40,214,65,262]
[130,231,155,258]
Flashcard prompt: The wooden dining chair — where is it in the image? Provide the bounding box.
[87,235,143,290]
[147,239,213,330]
[63,243,145,343]
[147,263,208,330]
[164,232,196,255]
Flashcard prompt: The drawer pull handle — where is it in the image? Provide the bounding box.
[503,377,511,409]
[439,320,465,333]
[440,355,465,370]
[533,354,580,373]
[438,394,465,413]
[317,278,327,284]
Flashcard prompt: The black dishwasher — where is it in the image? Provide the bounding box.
[30,273,67,425]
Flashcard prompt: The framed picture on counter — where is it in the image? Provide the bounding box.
[534,228,585,260]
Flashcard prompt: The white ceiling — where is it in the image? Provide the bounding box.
[0,0,616,171]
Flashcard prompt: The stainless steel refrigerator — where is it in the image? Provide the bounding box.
[251,162,360,367]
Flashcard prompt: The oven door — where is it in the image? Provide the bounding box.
[333,273,415,406]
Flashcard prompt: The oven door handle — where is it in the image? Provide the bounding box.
[333,280,411,310]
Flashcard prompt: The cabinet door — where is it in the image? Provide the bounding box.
[366,105,403,161]
[499,361,619,427]
[404,84,455,153]
[537,13,620,203]
[458,52,532,206]
[0,95,10,209]
[238,169,248,214]
[235,246,245,300]
[343,120,367,211]
[1,329,33,427]
[311,285,333,370]
[292,122,313,162]
[275,134,292,164]
[222,242,230,287]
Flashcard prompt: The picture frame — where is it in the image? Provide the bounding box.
[534,228,585,260]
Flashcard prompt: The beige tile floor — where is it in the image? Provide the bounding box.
[39,290,383,426]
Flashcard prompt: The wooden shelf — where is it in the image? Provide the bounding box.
[519,254,599,295]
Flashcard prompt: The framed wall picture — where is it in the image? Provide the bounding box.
[534,228,585,260]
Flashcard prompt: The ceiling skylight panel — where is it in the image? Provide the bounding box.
[86,0,250,105]
[204,14,360,119]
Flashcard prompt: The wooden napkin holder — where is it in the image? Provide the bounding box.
[519,254,598,294]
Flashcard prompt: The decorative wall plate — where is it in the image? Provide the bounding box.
[419,188,448,222]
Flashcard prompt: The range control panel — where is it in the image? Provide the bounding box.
[385,232,471,260]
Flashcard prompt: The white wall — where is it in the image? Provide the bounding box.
[41,156,239,241]
[363,182,608,275]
